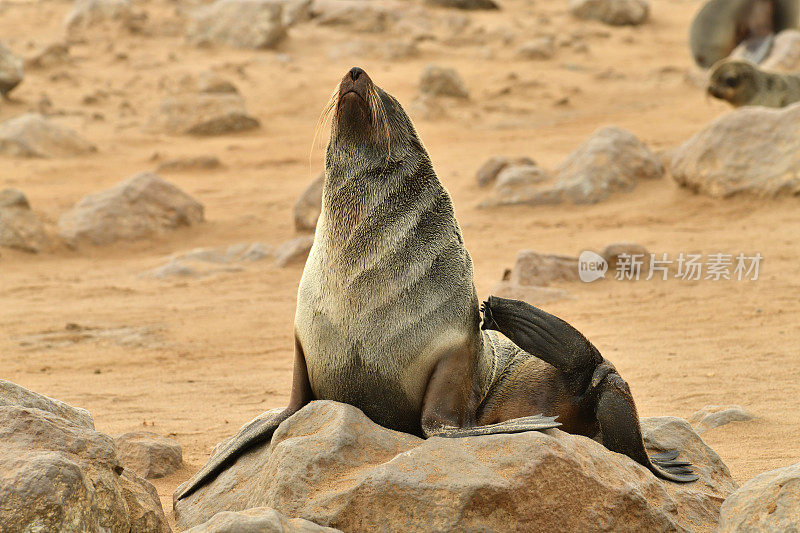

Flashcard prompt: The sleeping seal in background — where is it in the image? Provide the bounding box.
[175,67,697,501]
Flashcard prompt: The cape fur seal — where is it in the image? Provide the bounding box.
[690,0,799,68]
[708,58,800,107]
[175,67,697,501]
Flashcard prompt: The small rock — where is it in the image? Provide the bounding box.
[0,113,97,158]
[670,103,800,198]
[718,462,800,532]
[64,0,146,35]
[25,42,70,70]
[187,0,287,49]
[510,250,580,286]
[0,189,49,253]
[475,155,535,187]
[58,172,204,247]
[313,0,395,33]
[419,65,469,99]
[150,94,260,136]
[0,379,94,429]
[157,155,223,172]
[690,405,756,434]
[483,163,553,206]
[115,431,182,479]
[517,37,555,60]
[408,93,449,120]
[424,0,499,10]
[239,242,273,261]
[601,242,650,273]
[569,0,649,26]
[294,173,323,232]
[186,507,342,533]
[0,42,24,97]
[274,235,314,267]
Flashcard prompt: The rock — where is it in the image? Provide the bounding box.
[313,0,396,33]
[0,42,24,97]
[0,380,94,429]
[718,462,800,532]
[115,431,182,479]
[58,172,204,247]
[294,173,323,232]
[475,155,535,187]
[690,405,756,435]
[482,163,553,206]
[157,155,223,172]
[0,113,96,158]
[274,235,314,267]
[0,189,49,253]
[144,242,274,278]
[187,0,287,49]
[25,42,70,70]
[150,94,260,136]
[419,65,469,99]
[569,0,649,26]
[174,401,735,531]
[601,242,650,273]
[490,281,569,304]
[14,324,165,351]
[424,0,499,10]
[0,383,168,533]
[517,37,555,60]
[186,507,342,532]
[761,29,800,72]
[510,250,580,286]
[670,103,800,198]
[64,0,146,35]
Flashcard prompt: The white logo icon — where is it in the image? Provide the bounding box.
[578,251,607,283]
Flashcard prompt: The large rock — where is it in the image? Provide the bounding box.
[294,173,323,232]
[0,379,93,429]
[0,189,49,253]
[690,405,755,435]
[718,462,800,532]
[58,172,204,247]
[0,114,96,158]
[419,65,469,99]
[670,103,800,198]
[187,0,287,49]
[64,0,146,35]
[186,507,341,533]
[150,94,260,136]
[115,431,183,479]
[175,401,735,532]
[0,42,24,97]
[0,382,169,532]
[569,0,649,26]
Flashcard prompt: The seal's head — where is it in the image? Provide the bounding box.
[707,59,759,107]
[322,67,425,169]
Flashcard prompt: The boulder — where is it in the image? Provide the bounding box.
[187,0,287,49]
[419,65,469,99]
[0,42,24,97]
[58,172,204,247]
[569,0,649,26]
[294,173,323,232]
[274,235,314,267]
[475,155,536,187]
[0,379,93,429]
[115,431,183,479]
[186,507,342,533]
[150,94,260,136]
[690,405,756,435]
[0,382,169,533]
[175,401,736,532]
[424,0,499,10]
[0,114,96,158]
[718,462,800,532]
[670,103,800,198]
[64,0,146,35]
[0,189,49,253]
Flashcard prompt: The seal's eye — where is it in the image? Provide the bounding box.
[725,76,739,88]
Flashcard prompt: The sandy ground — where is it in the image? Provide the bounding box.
[2,0,799,528]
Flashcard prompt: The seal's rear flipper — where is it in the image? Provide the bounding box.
[597,374,699,483]
[175,409,293,501]
[480,296,603,375]
[425,414,561,438]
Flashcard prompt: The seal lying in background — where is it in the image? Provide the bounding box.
[708,58,800,107]
[176,67,697,501]
[690,0,799,68]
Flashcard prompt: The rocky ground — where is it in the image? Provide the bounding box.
[1,0,800,530]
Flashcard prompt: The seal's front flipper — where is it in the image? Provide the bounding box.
[425,414,560,438]
[175,409,293,500]
[596,373,699,483]
[480,296,603,375]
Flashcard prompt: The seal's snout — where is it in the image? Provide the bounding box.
[339,66,373,103]
[349,67,364,81]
